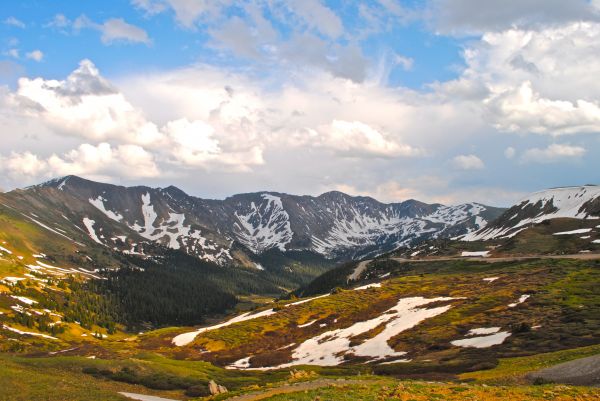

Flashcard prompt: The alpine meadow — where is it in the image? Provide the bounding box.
[0,1,599,400]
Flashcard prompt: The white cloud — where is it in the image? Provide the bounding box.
[394,54,414,71]
[285,0,344,39]
[521,143,586,163]
[441,22,600,136]
[99,18,152,45]
[3,17,25,29]
[429,0,600,34]
[304,120,423,158]
[0,143,159,182]
[504,147,516,159]
[486,81,600,135]
[132,0,231,28]
[452,154,485,170]
[73,15,151,45]
[45,14,70,29]
[11,60,161,144]
[25,50,44,62]
[5,49,19,59]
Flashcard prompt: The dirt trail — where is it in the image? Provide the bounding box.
[348,259,371,281]
[226,379,375,401]
[528,354,600,387]
[390,253,600,264]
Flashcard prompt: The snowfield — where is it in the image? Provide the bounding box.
[229,297,456,369]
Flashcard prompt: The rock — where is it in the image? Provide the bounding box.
[208,380,227,395]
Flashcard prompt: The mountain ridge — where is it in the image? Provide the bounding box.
[4,175,505,264]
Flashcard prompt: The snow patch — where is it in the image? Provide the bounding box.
[88,196,123,222]
[467,327,501,336]
[508,294,530,308]
[353,283,382,290]
[461,251,490,257]
[172,308,276,346]
[553,228,593,235]
[452,331,511,348]
[82,218,103,244]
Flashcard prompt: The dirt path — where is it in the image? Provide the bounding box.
[390,253,600,264]
[528,354,600,387]
[225,379,375,401]
[348,259,371,281]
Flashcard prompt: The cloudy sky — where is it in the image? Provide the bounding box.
[1,0,599,206]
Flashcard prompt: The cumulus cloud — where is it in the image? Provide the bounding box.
[440,22,600,136]
[486,81,600,135]
[452,154,485,170]
[25,50,44,62]
[0,143,160,182]
[521,143,586,163]
[303,120,423,158]
[73,15,151,45]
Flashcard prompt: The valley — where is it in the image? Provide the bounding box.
[0,180,599,400]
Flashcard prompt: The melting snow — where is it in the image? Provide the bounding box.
[266,297,455,368]
[461,251,490,257]
[483,277,499,283]
[82,218,103,244]
[254,263,265,271]
[593,240,600,244]
[467,327,501,336]
[452,331,511,348]
[298,320,317,328]
[2,324,57,340]
[354,283,382,290]
[88,196,123,222]
[285,294,330,307]
[0,245,13,254]
[10,295,37,305]
[172,308,276,346]
[508,294,530,308]
[553,228,593,235]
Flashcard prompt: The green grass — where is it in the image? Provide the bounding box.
[249,379,600,401]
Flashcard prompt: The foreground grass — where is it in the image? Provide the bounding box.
[258,380,600,401]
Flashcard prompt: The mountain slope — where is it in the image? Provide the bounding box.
[462,185,600,242]
[0,176,505,264]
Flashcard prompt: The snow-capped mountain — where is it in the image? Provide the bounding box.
[3,176,505,263]
[462,185,600,241]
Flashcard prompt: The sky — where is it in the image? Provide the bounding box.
[0,0,599,206]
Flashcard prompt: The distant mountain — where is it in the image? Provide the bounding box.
[462,185,600,241]
[0,176,505,264]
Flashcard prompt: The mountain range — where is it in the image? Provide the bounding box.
[0,175,505,265]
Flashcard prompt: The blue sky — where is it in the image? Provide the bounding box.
[0,1,599,206]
